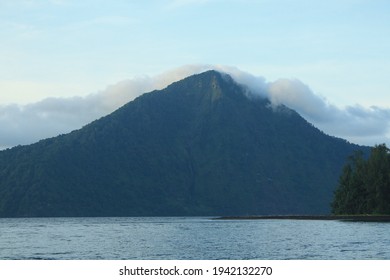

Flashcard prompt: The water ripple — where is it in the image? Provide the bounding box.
[0,217,389,259]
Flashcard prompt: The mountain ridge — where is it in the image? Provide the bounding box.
[0,70,368,217]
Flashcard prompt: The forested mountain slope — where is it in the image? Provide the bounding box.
[0,71,368,217]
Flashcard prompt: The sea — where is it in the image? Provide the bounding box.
[0,217,389,260]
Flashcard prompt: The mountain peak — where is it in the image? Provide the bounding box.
[168,70,232,89]
[188,69,228,81]
[162,70,243,104]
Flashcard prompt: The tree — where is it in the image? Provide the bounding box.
[332,144,390,215]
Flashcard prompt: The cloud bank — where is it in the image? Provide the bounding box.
[1,64,389,149]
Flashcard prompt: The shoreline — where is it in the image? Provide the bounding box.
[215,215,390,222]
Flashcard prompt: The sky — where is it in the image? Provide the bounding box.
[1,0,390,149]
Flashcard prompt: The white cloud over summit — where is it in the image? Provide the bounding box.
[1,65,389,149]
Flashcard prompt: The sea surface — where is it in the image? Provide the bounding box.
[0,217,389,260]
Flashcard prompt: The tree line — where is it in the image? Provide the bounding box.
[332,144,390,215]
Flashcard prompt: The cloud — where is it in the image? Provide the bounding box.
[206,67,390,147]
[267,79,332,121]
[264,78,390,147]
[0,65,211,149]
[319,105,390,145]
[1,64,389,149]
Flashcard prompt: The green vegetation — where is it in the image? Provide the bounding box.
[332,144,390,215]
[0,71,368,217]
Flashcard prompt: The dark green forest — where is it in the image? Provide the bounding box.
[0,71,369,217]
[332,144,390,215]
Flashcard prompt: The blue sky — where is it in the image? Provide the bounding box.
[1,0,390,148]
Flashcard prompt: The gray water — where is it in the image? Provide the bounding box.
[0,217,389,260]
